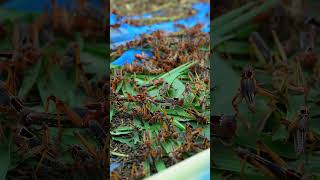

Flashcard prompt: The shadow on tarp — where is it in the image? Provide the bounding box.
[110,2,209,49]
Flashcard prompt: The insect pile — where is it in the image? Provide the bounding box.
[110,0,199,26]
[0,0,109,179]
[213,0,320,179]
[110,7,210,179]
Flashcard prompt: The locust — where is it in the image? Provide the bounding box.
[235,146,302,180]
[232,66,277,113]
[250,30,309,102]
[212,114,237,145]
[281,106,317,155]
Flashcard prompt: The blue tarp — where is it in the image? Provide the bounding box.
[111,2,209,66]
[110,2,210,49]
[111,49,153,66]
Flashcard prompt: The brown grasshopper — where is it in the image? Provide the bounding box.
[154,98,184,108]
[232,66,277,113]
[0,81,22,111]
[235,146,302,179]
[250,30,309,103]
[185,108,208,124]
[212,114,237,145]
[0,23,41,95]
[282,106,313,155]
[159,82,171,96]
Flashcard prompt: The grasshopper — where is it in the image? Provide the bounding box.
[232,66,277,113]
[281,106,317,155]
[235,146,302,180]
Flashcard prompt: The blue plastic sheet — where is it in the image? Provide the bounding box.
[111,49,153,66]
[110,2,210,49]
[110,161,121,172]
[111,2,209,68]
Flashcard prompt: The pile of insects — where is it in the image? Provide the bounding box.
[110,0,202,26]
[0,0,109,179]
[110,26,210,179]
[213,0,320,179]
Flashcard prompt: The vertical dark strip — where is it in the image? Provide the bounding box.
[210,0,214,179]
[105,0,110,179]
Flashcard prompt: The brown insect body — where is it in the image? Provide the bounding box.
[235,147,302,180]
[233,67,277,113]
[186,108,208,124]
[289,107,310,155]
[240,68,257,112]
[212,115,237,140]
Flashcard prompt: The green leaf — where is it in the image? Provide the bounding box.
[81,52,106,78]
[37,64,84,111]
[173,118,185,131]
[133,132,140,144]
[235,132,297,159]
[213,142,264,177]
[0,9,34,21]
[216,41,251,55]
[83,43,106,58]
[116,80,123,93]
[148,62,196,96]
[212,2,256,28]
[144,160,151,177]
[170,78,185,97]
[211,34,236,48]
[112,137,134,147]
[166,109,192,118]
[161,140,176,154]
[212,0,279,37]
[111,126,133,135]
[272,125,289,141]
[212,53,239,114]
[152,62,196,85]
[123,79,136,95]
[110,108,114,121]
[287,95,305,120]
[155,160,166,172]
[0,132,12,180]
[18,59,42,99]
